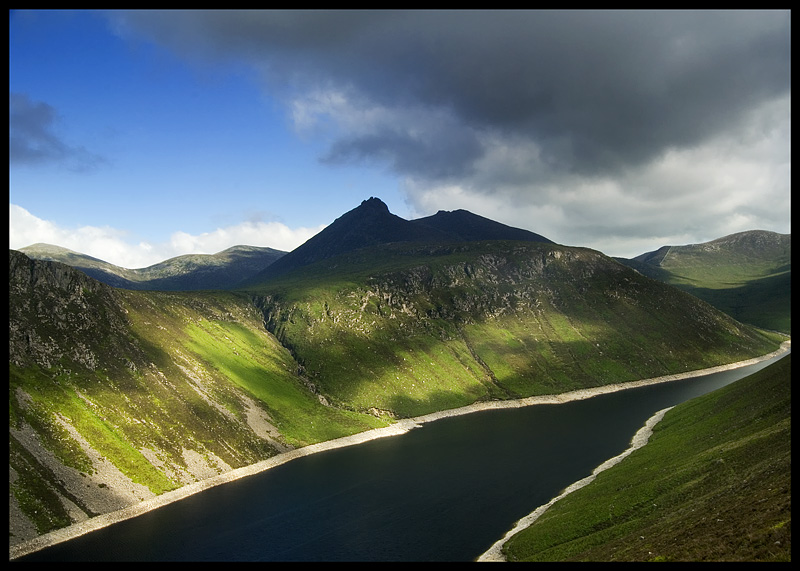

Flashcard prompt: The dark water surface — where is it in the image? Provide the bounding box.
[19,351,788,562]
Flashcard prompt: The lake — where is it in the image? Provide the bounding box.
[17,350,788,562]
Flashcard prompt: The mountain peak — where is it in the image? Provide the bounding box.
[359,197,389,212]
[240,198,554,286]
[241,197,452,284]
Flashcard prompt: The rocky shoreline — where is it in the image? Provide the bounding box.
[9,340,790,561]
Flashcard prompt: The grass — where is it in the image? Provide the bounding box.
[244,240,782,418]
[501,354,791,562]
[8,242,786,543]
[9,285,388,539]
[9,364,180,495]
[181,317,387,446]
[626,233,791,334]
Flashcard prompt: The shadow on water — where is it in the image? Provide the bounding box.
[18,351,788,562]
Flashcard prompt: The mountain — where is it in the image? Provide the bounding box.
[242,197,554,285]
[243,238,781,418]
[18,200,554,289]
[8,200,786,551]
[242,197,450,283]
[411,208,554,243]
[18,243,286,291]
[617,230,791,333]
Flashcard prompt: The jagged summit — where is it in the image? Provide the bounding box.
[359,196,390,212]
[241,198,554,285]
[242,197,447,283]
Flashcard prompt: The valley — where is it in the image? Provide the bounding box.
[9,198,790,560]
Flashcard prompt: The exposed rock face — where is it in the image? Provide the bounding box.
[9,249,135,371]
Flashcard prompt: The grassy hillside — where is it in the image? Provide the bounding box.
[8,236,785,547]
[244,240,782,418]
[501,353,791,562]
[620,231,791,334]
[9,250,386,542]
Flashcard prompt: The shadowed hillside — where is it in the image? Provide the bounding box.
[19,243,286,291]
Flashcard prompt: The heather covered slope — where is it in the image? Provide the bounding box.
[501,353,791,562]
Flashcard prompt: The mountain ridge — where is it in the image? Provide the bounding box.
[18,243,287,291]
[411,208,553,244]
[17,198,555,290]
[242,197,555,285]
[618,229,791,333]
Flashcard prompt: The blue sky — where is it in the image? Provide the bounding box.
[9,10,791,268]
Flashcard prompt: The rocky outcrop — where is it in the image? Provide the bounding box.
[9,249,136,371]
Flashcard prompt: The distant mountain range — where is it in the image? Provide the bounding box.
[18,243,286,291]
[617,230,791,333]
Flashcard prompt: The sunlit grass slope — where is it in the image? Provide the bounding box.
[121,290,389,445]
[9,250,386,539]
[245,240,782,418]
[502,354,791,562]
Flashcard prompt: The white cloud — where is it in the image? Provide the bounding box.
[9,204,322,269]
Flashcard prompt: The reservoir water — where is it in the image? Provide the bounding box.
[18,351,788,562]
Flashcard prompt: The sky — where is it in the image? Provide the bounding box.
[9,9,791,268]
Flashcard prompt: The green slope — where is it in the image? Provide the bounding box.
[244,240,782,418]
[9,250,386,541]
[8,235,785,546]
[502,353,791,562]
[619,230,791,334]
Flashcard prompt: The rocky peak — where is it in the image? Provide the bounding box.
[359,196,390,213]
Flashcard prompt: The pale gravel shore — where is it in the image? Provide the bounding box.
[9,340,790,561]
[476,406,674,562]
[477,339,791,563]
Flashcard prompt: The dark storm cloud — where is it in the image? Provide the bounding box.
[9,92,105,171]
[109,10,790,182]
[320,119,485,180]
